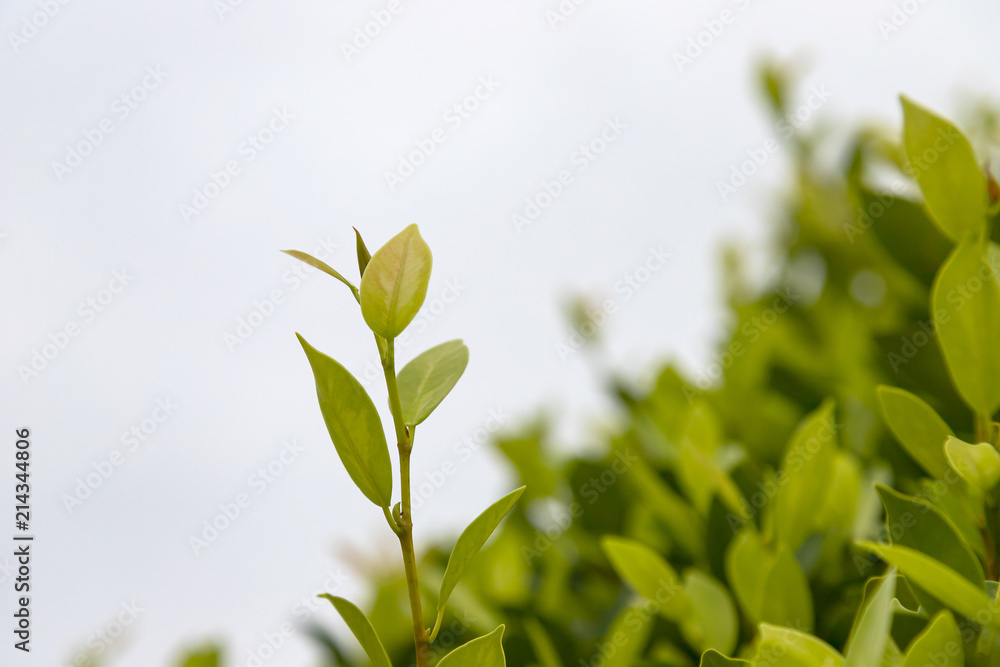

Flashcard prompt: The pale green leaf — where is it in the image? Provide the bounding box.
[318,595,392,667]
[681,570,738,655]
[901,611,963,667]
[945,436,1000,492]
[601,536,688,618]
[700,649,749,666]
[844,570,896,667]
[359,224,433,338]
[755,624,844,667]
[437,625,505,667]
[398,340,469,426]
[354,227,371,277]
[727,527,813,632]
[859,542,997,626]
[297,334,392,507]
[772,399,838,550]
[437,488,525,621]
[901,96,987,241]
[282,249,359,302]
[931,240,1000,415]
[877,386,954,479]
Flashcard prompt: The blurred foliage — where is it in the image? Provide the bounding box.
[74,68,1000,666]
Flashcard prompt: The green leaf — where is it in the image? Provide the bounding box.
[700,649,749,666]
[281,249,360,303]
[877,386,954,479]
[901,611,963,667]
[859,542,997,626]
[437,625,505,667]
[523,619,563,667]
[726,527,813,632]
[318,595,392,667]
[437,488,525,621]
[397,340,469,426]
[601,536,688,618]
[772,399,838,550]
[945,436,1000,492]
[297,334,392,507]
[359,224,433,338]
[901,96,987,242]
[354,227,371,277]
[178,648,220,667]
[629,460,705,560]
[755,624,844,667]
[931,240,1000,415]
[599,603,654,667]
[681,570,738,655]
[876,485,984,589]
[844,570,896,667]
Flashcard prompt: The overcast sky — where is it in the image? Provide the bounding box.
[2,1,999,665]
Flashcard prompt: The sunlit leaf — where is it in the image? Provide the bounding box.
[298,334,392,507]
[318,595,392,667]
[437,625,506,667]
[901,611,962,667]
[945,436,1000,492]
[755,624,844,667]
[877,386,954,479]
[844,570,896,667]
[901,96,988,241]
[359,224,433,338]
[931,240,1000,415]
[398,340,469,426]
[437,488,525,622]
[282,249,359,302]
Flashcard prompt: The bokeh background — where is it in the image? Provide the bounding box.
[1,0,998,664]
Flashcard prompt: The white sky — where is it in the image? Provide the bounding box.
[1,1,998,665]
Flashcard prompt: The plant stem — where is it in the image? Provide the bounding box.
[382,339,430,667]
[976,411,995,445]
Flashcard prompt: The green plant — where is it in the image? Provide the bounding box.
[285,225,523,666]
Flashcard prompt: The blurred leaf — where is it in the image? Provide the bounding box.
[318,595,392,667]
[877,386,954,479]
[700,648,749,666]
[282,249,359,302]
[601,536,688,618]
[772,399,838,550]
[844,570,896,667]
[178,647,220,667]
[859,542,996,626]
[931,239,1000,415]
[398,340,469,426]
[359,224,432,338]
[298,334,392,507]
[755,624,844,667]
[901,611,962,667]
[681,570,738,655]
[437,625,506,667]
[901,96,987,241]
[726,527,813,631]
[523,619,563,667]
[437,488,525,625]
[945,436,1000,492]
